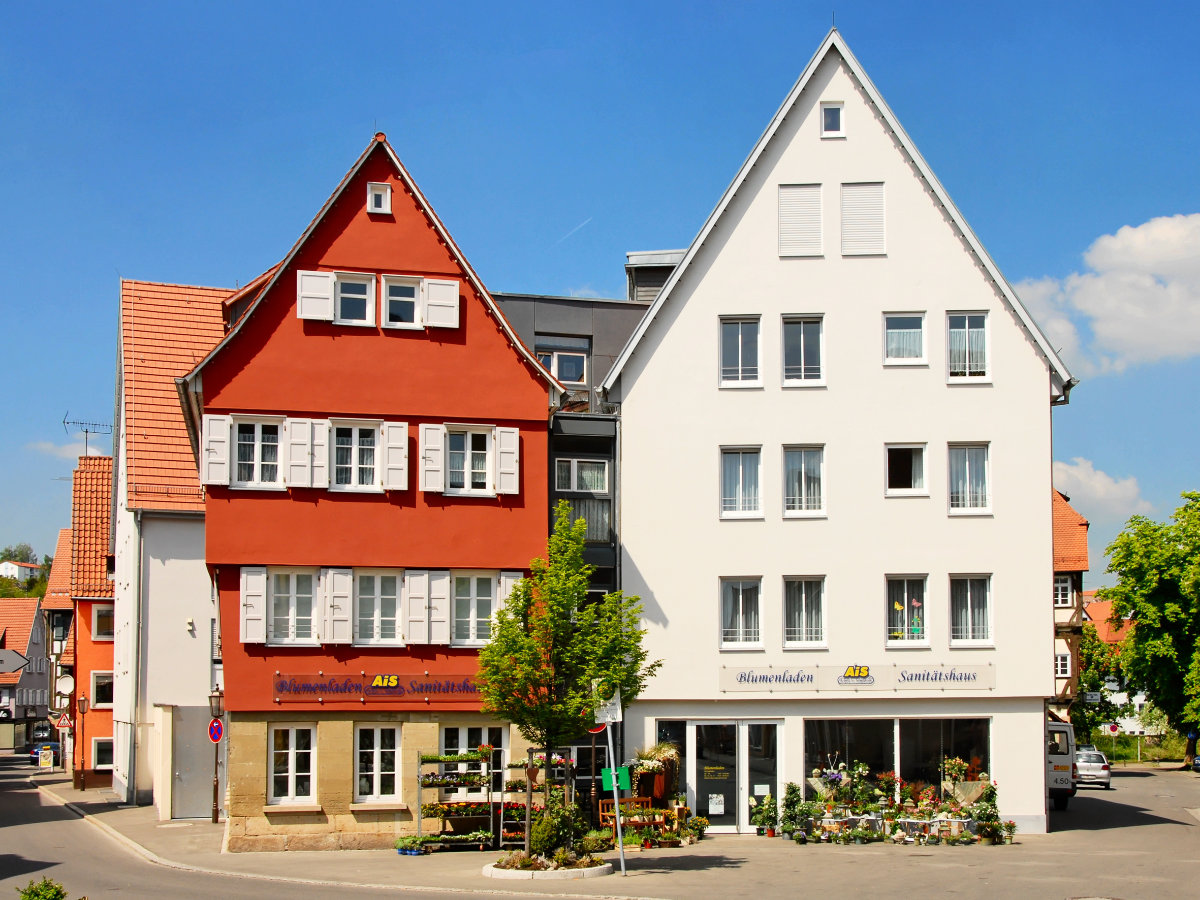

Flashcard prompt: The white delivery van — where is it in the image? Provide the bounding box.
[1047,720,1077,810]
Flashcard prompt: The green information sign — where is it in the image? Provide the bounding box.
[601,766,632,791]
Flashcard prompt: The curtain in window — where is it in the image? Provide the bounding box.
[886,319,922,358]
[949,317,968,374]
[786,580,822,641]
[722,586,739,642]
[785,449,821,510]
[888,579,923,639]
[951,579,969,640]
[569,497,610,541]
[577,462,606,491]
[743,583,760,642]
[887,579,906,638]
[967,316,986,374]
[723,451,759,512]
[950,447,987,507]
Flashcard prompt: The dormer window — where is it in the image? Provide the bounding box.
[367,182,392,215]
[821,102,844,138]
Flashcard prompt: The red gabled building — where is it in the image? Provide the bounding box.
[179,134,559,850]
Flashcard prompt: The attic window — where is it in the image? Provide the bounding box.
[367,182,392,215]
[821,102,844,138]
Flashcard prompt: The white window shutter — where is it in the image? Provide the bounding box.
[404,570,429,644]
[499,571,523,610]
[428,571,451,644]
[382,422,409,490]
[201,415,231,486]
[240,566,267,644]
[496,427,520,495]
[778,184,822,256]
[296,270,335,320]
[424,279,460,328]
[322,568,353,644]
[419,424,445,492]
[309,420,330,488]
[841,182,885,255]
[286,418,313,488]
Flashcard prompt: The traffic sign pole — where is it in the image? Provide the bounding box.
[208,717,224,824]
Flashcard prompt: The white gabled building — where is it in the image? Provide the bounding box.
[602,30,1074,834]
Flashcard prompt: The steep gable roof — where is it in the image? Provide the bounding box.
[602,29,1075,402]
[1084,595,1130,645]
[122,280,230,511]
[71,456,113,599]
[1053,491,1090,572]
[0,597,40,685]
[41,529,74,611]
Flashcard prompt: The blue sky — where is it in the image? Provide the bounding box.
[2,1,1197,586]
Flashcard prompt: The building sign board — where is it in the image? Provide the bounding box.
[720,663,995,693]
[273,672,479,702]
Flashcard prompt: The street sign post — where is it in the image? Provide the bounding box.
[1083,692,1101,704]
[0,649,29,674]
[592,681,626,876]
[55,713,73,730]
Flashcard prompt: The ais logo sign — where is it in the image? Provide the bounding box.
[837,665,875,686]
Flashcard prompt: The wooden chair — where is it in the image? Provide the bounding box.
[599,796,654,836]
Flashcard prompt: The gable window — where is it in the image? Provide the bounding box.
[784,577,824,645]
[778,184,822,257]
[1053,574,1073,608]
[720,318,760,385]
[382,276,420,328]
[335,274,375,326]
[886,444,925,495]
[536,335,590,386]
[783,446,823,514]
[92,604,114,640]
[1054,654,1071,678]
[355,725,399,801]
[235,421,281,487]
[887,576,926,643]
[356,572,400,644]
[332,424,380,490]
[721,579,761,647]
[269,570,317,644]
[91,671,115,708]
[367,182,392,215]
[841,182,885,255]
[820,101,844,138]
[270,724,315,803]
[884,314,925,363]
[721,448,761,517]
[448,429,491,493]
[948,444,989,511]
[948,313,988,379]
[782,317,823,383]
[452,573,496,646]
[950,576,991,643]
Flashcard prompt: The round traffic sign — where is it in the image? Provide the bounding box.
[1108,723,1119,735]
[587,724,607,734]
[209,718,224,743]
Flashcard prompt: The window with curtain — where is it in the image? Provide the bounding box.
[949,444,989,509]
[887,577,925,642]
[948,313,987,377]
[886,445,925,494]
[720,318,760,383]
[884,314,923,361]
[721,579,760,645]
[950,576,990,642]
[721,449,761,516]
[784,446,823,513]
[356,572,400,643]
[783,317,823,382]
[784,578,823,643]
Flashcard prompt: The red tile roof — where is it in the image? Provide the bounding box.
[59,618,75,667]
[3,561,40,571]
[71,456,113,599]
[41,529,74,611]
[121,280,230,511]
[1084,594,1130,645]
[0,597,40,685]
[1053,490,1089,572]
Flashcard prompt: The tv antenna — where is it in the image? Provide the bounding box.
[62,413,112,456]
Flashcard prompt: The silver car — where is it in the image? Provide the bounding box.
[1076,751,1112,789]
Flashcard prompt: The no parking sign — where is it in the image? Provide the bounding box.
[208,718,224,743]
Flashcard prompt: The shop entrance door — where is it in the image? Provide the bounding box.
[687,721,778,833]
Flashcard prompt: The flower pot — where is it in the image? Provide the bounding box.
[642,839,654,849]
[854,837,864,845]
[766,827,776,838]
[980,836,994,846]
[1004,835,1014,844]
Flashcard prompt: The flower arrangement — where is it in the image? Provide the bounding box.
[749,794,778,830]
[504,778,528,793]
[420,800,492,819]
[689,816,710,838]
[420,751,490,764]
[943,757,969,781]
[420,772,488,788]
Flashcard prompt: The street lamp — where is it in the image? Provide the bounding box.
[76,694,89,790]
[209,686,224,825]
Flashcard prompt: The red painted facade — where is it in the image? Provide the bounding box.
[74,598,114,771]
[197,137,552,715]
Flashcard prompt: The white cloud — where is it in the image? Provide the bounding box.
[1016,213,1200,375]
[1053,457,1152,523]
[28,440,105,460]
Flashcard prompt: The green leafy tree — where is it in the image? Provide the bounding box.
[1137,700,1169,736]
[1098,492,1200,764]
[1070,623,1129,740]
[1,542,37,564]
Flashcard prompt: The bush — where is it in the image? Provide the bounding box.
[17,879,67,900]
[579,829,615,853]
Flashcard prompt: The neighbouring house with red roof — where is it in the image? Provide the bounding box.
[1082,592,1153,734]
[0,597,49,748]
[41,529,76,744]
[0,560,42,583]
[1050,491,1089,718]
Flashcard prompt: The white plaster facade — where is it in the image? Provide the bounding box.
[604,32,1072,835]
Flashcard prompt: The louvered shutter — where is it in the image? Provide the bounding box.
[322,568,353,644]
[841,182,886,255]
[495,427,520,495]
[201,415,231,486]
[428,570,451,644]
[404,570,429,644]
[286,418,313,488]
[381,422,409,490]
[419,424,445,492]
[424,279,460,328]
[778,184,822,256]
[499,571,523,610]
[240,566,267,644]
[296,270,335,320]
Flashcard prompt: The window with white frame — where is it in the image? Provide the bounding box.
[948,313,988,378]
[367,182,392,215]
[419,423,518,496]
[93,738,114,770]
[452,573,496,645]
[556,458,607,493]
[950,576,991,643]
[884,313,924,363]
[234,421,281,487]
[91,671,115,708]
[821,101,844,138]
[356,572,400,644]
[887,577,926,643]
[720,318,760,384]
[441,725,506,797]
[355,725,399,801]
[335,274,375,325]
[382,276,420,328]
[782,317,823,383]
[783,446,823,514]
[784,578,823,645]
[886,444,925,495]
[270,724,315,803]
[536,336,589,386]
[778,184,822,257]
[447,428,491,494]
[1054,654,1071,678]
[332,423,380,490]
[721,448,761,517]
[92,604,114,640]
[1053,574,1073,607]
[269,571,317,644]
[949,444,989,510]
[721,579,761,647]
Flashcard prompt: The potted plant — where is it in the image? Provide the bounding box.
[779,782,804,838]
[750,793,778,837]
[394,835,427,856]
[1002,820,1017,844]
[690,816,709,839]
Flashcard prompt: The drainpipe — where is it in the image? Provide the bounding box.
[126,508,144,804]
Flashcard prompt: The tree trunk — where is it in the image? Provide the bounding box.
[524,748,534,854]
[1185,734,1197,767]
